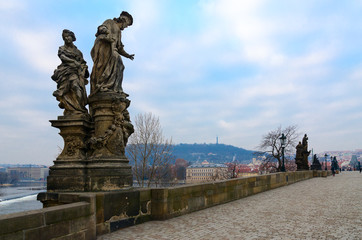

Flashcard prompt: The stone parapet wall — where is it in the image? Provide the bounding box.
[37,189,153,237]
[1,170,330,239]
[0,201,96,240]
[151,170,327,220]
[94,189,152,235]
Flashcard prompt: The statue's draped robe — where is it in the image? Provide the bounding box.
[90,19,125,95]
[52,45,88,115]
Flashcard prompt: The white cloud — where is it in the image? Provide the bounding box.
[12,29,59,74]
[129,0,162,32]
[0,0,26,11]
[1,0,362,165]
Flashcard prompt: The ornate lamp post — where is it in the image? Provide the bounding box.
[324,154,328,171]
[279,133,286,172]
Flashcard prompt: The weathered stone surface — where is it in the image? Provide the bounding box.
[44,202,91,224]
[1,195,97,240]
[47,173,87,192]
[53,231,86,240]
[69,215,93,235]
[84,164,133,191]
[50,117,93,160]
[96,222,110,236]
[87,93,133,159]
[24,220,70,240]
[0,231,23,240]
[0,211,44,235]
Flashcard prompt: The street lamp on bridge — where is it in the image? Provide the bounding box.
[279,133,286,172]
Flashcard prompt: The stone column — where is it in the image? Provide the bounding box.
[47,115,93,192]
[86,92,133,191]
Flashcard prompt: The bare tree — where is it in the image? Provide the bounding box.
[226,159,238,179]
[126,112,174,187]
[210,166,230,181]
[256,125,299,172]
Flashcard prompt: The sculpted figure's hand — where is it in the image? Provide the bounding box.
[128,54,135,60]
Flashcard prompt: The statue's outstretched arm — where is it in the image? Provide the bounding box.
[118,43,134,60]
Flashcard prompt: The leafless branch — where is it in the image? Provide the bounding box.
[127,112,175,187]
[256,125,299,172]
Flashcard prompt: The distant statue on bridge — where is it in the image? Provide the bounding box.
[310,154,322,170]
[295,134,310,170]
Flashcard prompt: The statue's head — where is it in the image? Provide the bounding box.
[114,11,133,29]
[62,29,76,42]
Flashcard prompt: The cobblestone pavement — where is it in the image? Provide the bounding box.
[98,172,362,240]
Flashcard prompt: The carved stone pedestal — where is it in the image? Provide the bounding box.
[85,92,133,190]
[85,159,132,191]
[47,160,88,191]
[47,115,93,192]
[47,102,133,191]
[296,156,310,171]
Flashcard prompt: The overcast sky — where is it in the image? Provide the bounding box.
[1,0,362,165]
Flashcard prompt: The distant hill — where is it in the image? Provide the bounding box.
[172,143,254,164]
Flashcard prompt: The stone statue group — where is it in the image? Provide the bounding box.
[52,11,134,116]
[295,134,311,170]
[48,12,137,190]
[295,134,322,171]
[51,12,135,158]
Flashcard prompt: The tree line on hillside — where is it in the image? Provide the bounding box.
[172,143,254,164]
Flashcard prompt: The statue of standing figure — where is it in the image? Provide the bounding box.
[52,29,89,116]
[90,11,135,97]
[295,134,311,170]
[302,134,308,152]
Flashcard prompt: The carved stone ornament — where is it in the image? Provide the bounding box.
[88,98,133,157]
[64,136,84,156]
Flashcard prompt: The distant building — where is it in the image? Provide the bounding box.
[6,167,49,180]
[186,160,228,183]
[237,164,259,177]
